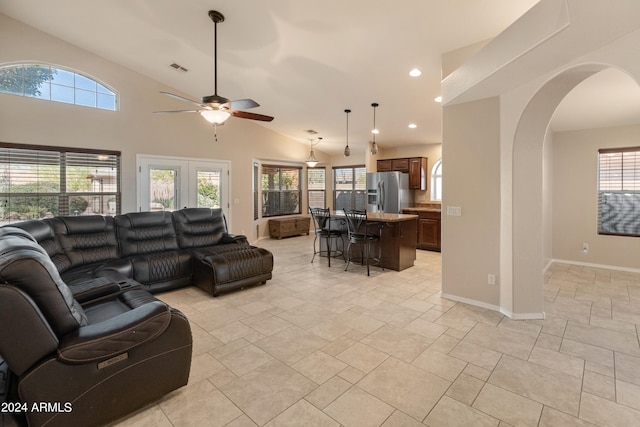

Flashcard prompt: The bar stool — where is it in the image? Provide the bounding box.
[343,209,383,276]
[309,207,344,267]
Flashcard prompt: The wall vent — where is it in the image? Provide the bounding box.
[169,63,188,72]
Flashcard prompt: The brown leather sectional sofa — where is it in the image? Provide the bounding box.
[0,208,273,426]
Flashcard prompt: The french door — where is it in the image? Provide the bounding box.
[137,155,230,219]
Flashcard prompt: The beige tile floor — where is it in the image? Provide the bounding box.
[102,236,639,426]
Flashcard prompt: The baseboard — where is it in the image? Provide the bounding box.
[441,292,546,320]
[440,292,501,313]
[551,258,640,274]
[499,308,546,320]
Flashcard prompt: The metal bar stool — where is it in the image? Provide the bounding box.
[343,209,383,276]
[309,207,344,267]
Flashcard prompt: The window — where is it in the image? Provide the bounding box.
[261,165,301,217]
[307,167,326,209]
[333,165,366,212]
[0,64,118,111]
[431,159,442,201]
[253,162,259,220]
[0,143,121,223]
[598,147,640,236]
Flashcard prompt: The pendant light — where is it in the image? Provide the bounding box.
[370,102,379,155]
[343,109,351,157]
[305,137,322,167]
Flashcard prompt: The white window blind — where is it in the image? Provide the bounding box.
[0,143,121,223]
[261,165,301,217]
[598,147,640,236]
[307,167,326,209]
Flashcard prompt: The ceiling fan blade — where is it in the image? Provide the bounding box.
[230,110,274,122]
[152,109,199,114]
[160,91,204,108]
[230,99,260,110]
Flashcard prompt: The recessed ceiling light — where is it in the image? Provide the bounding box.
[409,68,422,77]
[408,123,417,129]
[434,96,442,103]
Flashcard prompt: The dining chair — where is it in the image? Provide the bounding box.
[309,207,344,267]
[343,209,383,276]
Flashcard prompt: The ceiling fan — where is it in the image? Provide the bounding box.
[154,10,274,127]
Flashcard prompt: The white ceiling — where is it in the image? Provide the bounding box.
[2,0,639,155]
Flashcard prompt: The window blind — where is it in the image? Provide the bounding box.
[0,143,121,223]
[598,147,640,236]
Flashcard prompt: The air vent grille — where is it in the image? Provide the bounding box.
[169,63,188,72]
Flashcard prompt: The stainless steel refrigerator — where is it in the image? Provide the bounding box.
[366,171,414,213]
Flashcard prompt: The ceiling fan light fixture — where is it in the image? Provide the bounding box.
[200,109,231,125]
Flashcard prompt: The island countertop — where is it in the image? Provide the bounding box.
[334,212,418,222]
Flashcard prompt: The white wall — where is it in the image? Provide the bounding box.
[553,124,640,269]
[0,13,329,241]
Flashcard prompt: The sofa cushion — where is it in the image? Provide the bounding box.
[116,211,178,256]
[0,228,87,335]
[172,208,228,248]
[50,216,118,268]
[13,219,72,273]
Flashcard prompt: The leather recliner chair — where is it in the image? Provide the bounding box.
[0,227,192,427]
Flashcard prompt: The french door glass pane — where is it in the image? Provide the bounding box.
[197,170,221,208]
[149,168,177,211]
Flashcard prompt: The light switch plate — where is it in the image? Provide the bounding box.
[446,206,462,216]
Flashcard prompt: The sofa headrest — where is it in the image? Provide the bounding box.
[12,219,73,273]
[50,216,118,267]
[0,230,87,336]
[115,211,178,256]
[172,208,228,248]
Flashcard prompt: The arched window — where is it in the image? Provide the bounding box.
[0,63,118,111]
[431,159,442,201]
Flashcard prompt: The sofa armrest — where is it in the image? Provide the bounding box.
[220,233,249,245]
[57,301,171,363]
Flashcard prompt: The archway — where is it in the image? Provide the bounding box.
[510,63,632,316]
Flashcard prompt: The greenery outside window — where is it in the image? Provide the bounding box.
[598,146,640,236]
[261,165,301,217]
[0,142,121,223]
[307,167,326,209]
[0,63,118,111]
[333,165,366,212]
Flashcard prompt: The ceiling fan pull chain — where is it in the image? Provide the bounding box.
[213,124,218,142]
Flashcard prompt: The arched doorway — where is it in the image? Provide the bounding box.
[510,63,639,316]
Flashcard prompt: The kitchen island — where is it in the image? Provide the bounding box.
[332,212,418,271]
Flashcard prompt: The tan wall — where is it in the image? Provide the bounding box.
[0,13,327,242]
[552,124,640,269]
[441,97,501,307]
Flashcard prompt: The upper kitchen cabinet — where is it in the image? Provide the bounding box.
[377,157,427,190]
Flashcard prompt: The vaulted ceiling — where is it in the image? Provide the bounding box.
[2,0,639,155]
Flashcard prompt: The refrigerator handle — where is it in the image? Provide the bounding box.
[380,181,385,212]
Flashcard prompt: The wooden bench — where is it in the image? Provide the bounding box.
[268,216,310,239]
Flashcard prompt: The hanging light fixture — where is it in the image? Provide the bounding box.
[343,109,351,157]
[370,102,379,155]
[305,137,322,167]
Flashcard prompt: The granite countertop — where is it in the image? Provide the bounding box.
[402,207,442,213]
[334,212,418,222]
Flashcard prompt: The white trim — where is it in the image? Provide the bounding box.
[500,309,546,320]
[441,292,545,320]
[551,258,640,274]
[440,292,501,312]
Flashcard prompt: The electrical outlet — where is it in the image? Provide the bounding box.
[582,243,589,254]
[488,274,496,286]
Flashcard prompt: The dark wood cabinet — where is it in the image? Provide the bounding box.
[377,157,428,190]
[377,159,392,172]
[391,158,409,172]
[409,157,427,190]
[402,208,441,251]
